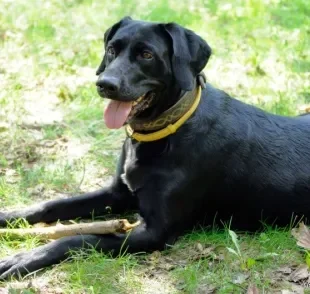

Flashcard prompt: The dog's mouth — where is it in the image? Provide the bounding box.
[104,91,156,129]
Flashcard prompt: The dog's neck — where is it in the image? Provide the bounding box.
[125,73,205,142]
[128,73,206,133]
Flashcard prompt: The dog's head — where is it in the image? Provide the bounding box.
[96,16,212,129]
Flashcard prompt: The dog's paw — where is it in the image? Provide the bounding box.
[0,251,36,280]
[0,238,74,280]
[0,244,54,280]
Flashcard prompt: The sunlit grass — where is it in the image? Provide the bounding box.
[0,0,309,292]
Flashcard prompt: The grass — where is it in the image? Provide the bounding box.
[0,0,309,292]
[171,228,304,293]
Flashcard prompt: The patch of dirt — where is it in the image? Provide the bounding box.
[247,284,259,294]
[0,64,113,198]
[0,271,67,294]
[0,64,117,292]
[133,242,227,293]
[135,251,184,294]
[20,67,96,129]
[267,264,310,293]
[135,240,310,293]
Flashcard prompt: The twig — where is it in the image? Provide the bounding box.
[0,219,141,240]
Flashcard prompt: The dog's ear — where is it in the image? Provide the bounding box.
[103,16,132,46]
[161,23,212,91]
[96,16,132,75]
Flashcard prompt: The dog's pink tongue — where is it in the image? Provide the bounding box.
[104,100,133,129]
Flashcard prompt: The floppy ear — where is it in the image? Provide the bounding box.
[96,16,132,75]
[162,23,212,91]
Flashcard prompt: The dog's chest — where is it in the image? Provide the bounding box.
[121,146,137,192]
[120,139,168,192]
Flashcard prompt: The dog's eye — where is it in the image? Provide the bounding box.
[107,46,115,55]
[141,51,153,59]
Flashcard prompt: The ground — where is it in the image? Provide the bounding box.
[0,0,309,293]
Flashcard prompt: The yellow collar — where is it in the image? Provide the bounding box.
[125,85,202,142]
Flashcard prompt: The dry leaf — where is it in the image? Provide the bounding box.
[196,242,204,252]
[281,290,296,294]
[277,266,293,275]
[194,248,216,260]
[233,273,250,284]
[288,265,309,282]
[27,183,45,196]
[281,284,305,294]
[190,243,217,261]
[291,222,310,250]
[197,284,217,294]
[149,250,162,261]
[247,284,259,294]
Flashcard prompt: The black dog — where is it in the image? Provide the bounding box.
[0,16,310,280]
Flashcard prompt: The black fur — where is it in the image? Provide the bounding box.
[0,17,309,280]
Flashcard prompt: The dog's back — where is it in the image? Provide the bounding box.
[185,85,310,229]
[298,112,310,120]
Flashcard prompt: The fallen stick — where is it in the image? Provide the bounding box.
[0,219,141,240]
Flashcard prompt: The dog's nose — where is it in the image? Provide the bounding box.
[96,76,120,94]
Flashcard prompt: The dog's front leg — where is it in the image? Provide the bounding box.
[0,181,135,227]
[0,146,136,227]
[0,222,166,280]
